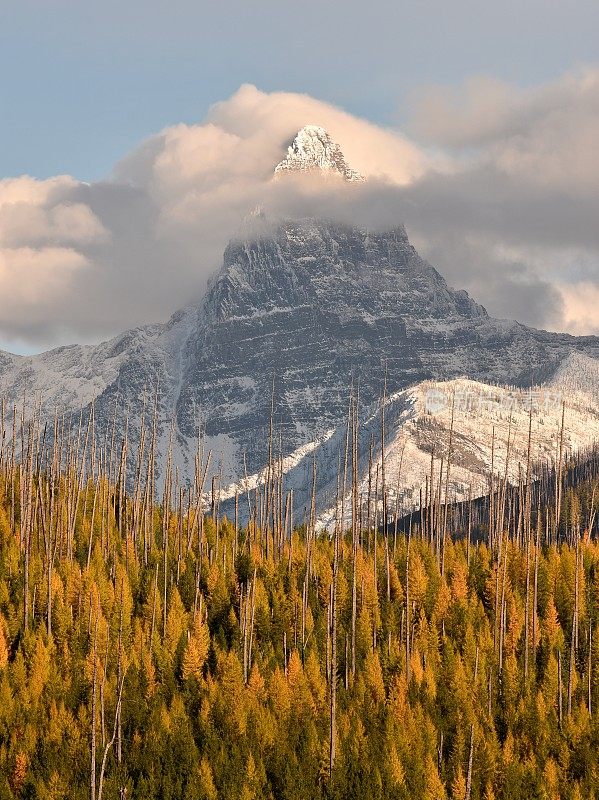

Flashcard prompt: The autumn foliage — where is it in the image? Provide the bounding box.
[0,440,599,799]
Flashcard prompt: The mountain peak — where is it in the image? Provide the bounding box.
[274,125,364,181]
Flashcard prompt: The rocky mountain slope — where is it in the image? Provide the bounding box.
[230,352,599,530]
[1,127,599,503]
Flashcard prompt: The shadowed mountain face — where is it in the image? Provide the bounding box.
[1,129,599,486]
[174,217,599,479]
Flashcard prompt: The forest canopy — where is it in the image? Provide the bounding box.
[0,415,598,799]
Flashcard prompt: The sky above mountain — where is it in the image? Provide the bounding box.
[1,1,598,352]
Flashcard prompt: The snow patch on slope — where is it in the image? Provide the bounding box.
[316,369,599,529]
[217,357,599,531]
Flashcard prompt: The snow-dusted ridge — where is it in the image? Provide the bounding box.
[214,365,599,530]
[1,127,599,513]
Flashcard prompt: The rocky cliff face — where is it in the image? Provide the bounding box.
[174,215,599,478]
[274,125,364,181]
[1,129,599,494]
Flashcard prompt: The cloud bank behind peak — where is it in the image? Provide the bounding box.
[2,75,599,351]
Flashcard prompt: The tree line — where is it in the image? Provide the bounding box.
[0,398,598,798]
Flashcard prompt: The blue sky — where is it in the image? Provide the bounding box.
[2,0,599,181]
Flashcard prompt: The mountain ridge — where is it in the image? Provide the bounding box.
[1,128,599,506]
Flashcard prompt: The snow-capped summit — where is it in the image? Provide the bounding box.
[274,125,364,181]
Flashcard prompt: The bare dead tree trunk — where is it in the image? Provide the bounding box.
[467,485,472,567]
[351,394,358,679]
[242,580,250,684]
[90,615,99,800]
[489,426,496,557]
[428,447,435,547]
[440,393,455,576]
[575,540,580,654]
[116,580,124,765]
[367,436,373,554]
[162,438,173,641]
[373,465,379,652]
[558,649,563,729]
[568,547,578,717]
[248,569,256,675]
[589,624,593,716]
[406,530,411,684]
[329,512,339,778]
[465,724,474,800]
[394,443,405,552]
[532,512,540,673]
[493,538,502,655]
[150,563,158,650]
[555,402,566,541]
[97,671,126,800]
[380,371,388,590]
[524,517,531,681]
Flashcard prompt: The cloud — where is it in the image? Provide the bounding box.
[397,68,599,330]
[0,247,89,339]
[1,74,599,350]
[409,69,599,194]
[408,233,565,330]
[206,84,427,184]
[560,282,599,336]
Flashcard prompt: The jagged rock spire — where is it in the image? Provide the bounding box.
[274,124,364,181]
